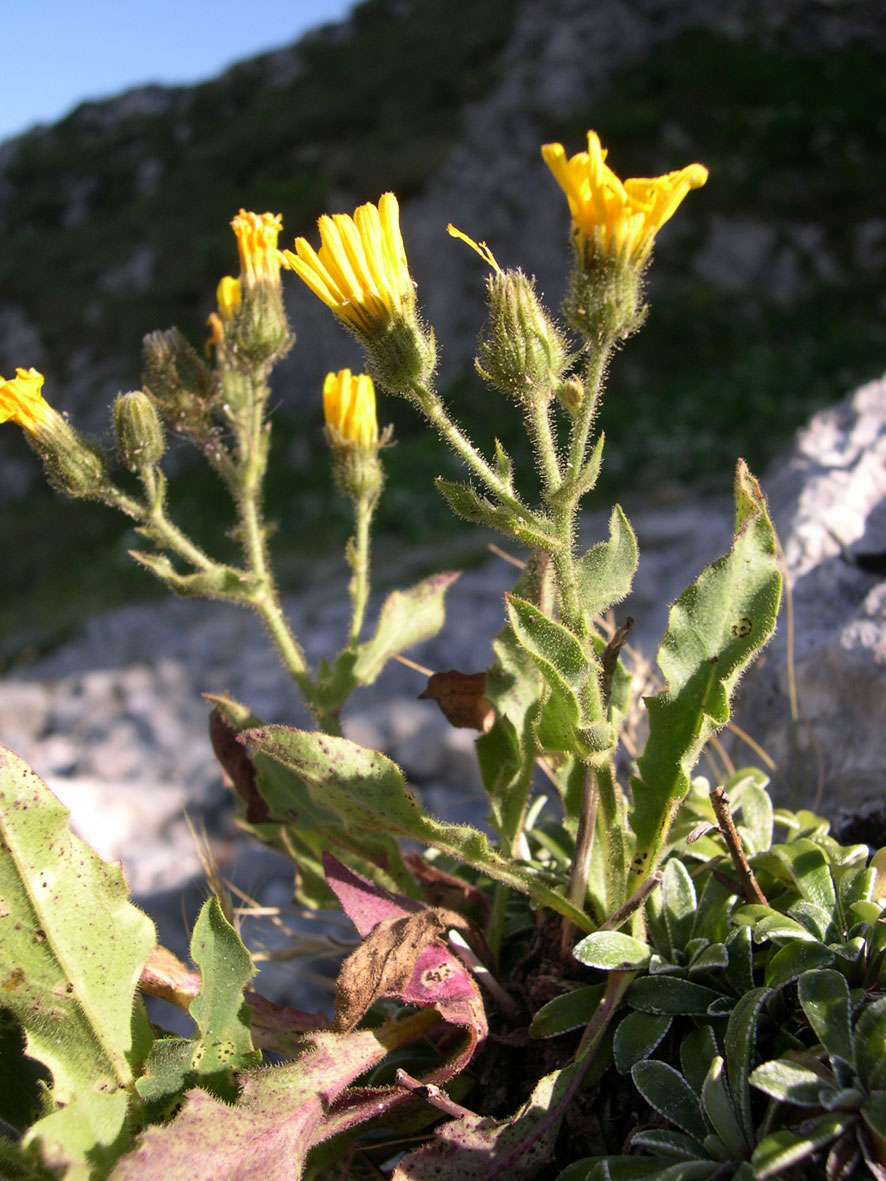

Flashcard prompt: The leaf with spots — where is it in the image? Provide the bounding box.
[629,461,782,893]
[326,853,487,1080]
[0,744,155,1172]
[137,897,260,1118]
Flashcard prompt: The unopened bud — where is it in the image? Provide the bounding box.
[477,268,567,401]
[114,391,166,472]
[142,328,216,433]
[34,415,110,500]
[229,211,291,363]
[555,376,584,416]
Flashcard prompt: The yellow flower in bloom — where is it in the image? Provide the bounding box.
[282,193,413,336]
[323,369,379,449]
[542,131,708,264]
[230,210,282,289]
[0,368,54,434]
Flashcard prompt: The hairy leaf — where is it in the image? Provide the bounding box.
[393,1056,593,1179]
[353,573,459,685]
[529,985,605,1039]
[0,745,154,1175]
[575,505,638,621]
[243,726,593,930]
[631,1060,708,1140]
[629,461,781,889]
[573,931,652,971]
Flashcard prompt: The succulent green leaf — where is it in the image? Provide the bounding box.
[855,996,886,1091]
[662,858,697,957]
[700,1056,748,1159]
[764,939,833,990]
[353,572,459,685]
[749,1058,834,1106]
[725,769,773,853]
[861,1090,886,1145]
[631,1060,708,1140]
[243,726,592,930]
[787,900,838,944]
[680,1026,720,1097]
[629,462,781,889]
[750,1116,847,1178]
[771,838,837,911]
[529,985,605,1039]
[630,1128,711,1161]
[723,925,754,995]
[613,1012,672,1072]
[797,970,854,1071]
[575,505,638,621]
[0,745,154,1110]
[723,987,770,1141]
[628,976,726,1015]
[572,931,652,971]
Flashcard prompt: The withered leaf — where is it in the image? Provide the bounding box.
[208,706,272,823]
[139,944,201,1010]
[419,670,495,731]
[404,851,492,918]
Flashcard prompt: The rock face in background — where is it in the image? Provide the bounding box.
[732,376,886,819]
[0,0,884,497]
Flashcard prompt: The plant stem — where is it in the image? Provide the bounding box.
[560,763,599,957]
[411,383,557,545]
[348,489,377,647]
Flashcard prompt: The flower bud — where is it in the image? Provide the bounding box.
[555,376,584,416]
[142,328,217,434]
[114,391,166,472]
[323,370,387,501]
[476,268,567,401]
[229,210,291,362]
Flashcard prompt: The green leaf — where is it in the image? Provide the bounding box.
[680,1025,720,1096]
[529,985,605,1039]
[725,769,773,853]
[506,594,595,717]
[129,550,259,600]
[631,1060,708,1140]
[750,1116,847,1178]
[630,1128,711,1161]
[353,572,459,685]
[627,977,726,1015]
[749,1058,834,1106]
[798,970,854,1071]
[855,996,886,1091]
[187,899,260,1097]
[771,839,837,911]
[662,858,697,958]
[700,1056,748,1159]
[243,726,593,931]
[575,505,638,621]
[764,939,834,990]
[435,479,555,549]
[25,1090,132,1180]
[861,1090,886,1144]
[613,1012,672,1072]
[723,987,770,1142]
[629,461,782,889]
[787,900,838,944]
[573,931,652,971]
[0,746,154,1107]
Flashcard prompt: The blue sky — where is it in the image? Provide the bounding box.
[1,0,356,145]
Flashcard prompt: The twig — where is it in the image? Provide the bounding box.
[599,871,663,932]
[395,1069,477,1121]
[448,929,522,1021]
[710,786,768,905]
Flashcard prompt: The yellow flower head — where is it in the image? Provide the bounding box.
[542,131,708,264]
[282,193,413,336]
[231,210,283,289]
[0,368,54,434]
[323,369,378,449]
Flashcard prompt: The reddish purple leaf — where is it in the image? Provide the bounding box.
[323,850,424,936]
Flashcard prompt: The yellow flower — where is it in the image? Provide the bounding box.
[323,369,379,449]
[230,210,283,289]
[542,131,708,264]
[282,193,413,336]
[216,275,242,320]
[0,368,54,434]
